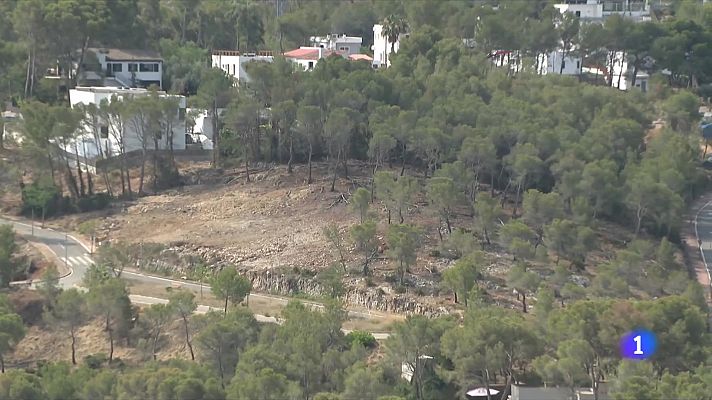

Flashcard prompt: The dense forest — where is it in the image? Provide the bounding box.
[1,0,712,399]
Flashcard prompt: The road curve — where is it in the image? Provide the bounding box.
[0,216,392,338]
[692,200,712,303]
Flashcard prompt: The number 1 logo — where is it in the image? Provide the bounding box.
[620,330,656,360]
[633,335,643,355]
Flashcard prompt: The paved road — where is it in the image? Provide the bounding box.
[693,200,712,302]
[0,216,392,338]
[0,217,90,289]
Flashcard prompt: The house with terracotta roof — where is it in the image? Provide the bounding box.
[283,47,340,70]
[283,47,374,70]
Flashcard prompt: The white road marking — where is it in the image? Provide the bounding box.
[68,235,92,253]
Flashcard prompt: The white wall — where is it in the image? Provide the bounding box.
[554,3,604,19]
[68,87,186,159]
[290,58,317,71]
[542,50,582,75]
[211,53,274,83]
[310,35,362,55]
[372,24,404,68]
[95,53,163,88]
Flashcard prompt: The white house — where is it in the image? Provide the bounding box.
[211,50,275,83]
[283,47,342,70]
[68,86,186,159]
[186,108,223,150]
[554,0,650,22]
[79,48,163,89]
[310,34,363,55]
[372,24,409,68]
[541,50,583,75]
[1,104,22,145]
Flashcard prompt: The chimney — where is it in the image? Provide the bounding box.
[318,47,323,59]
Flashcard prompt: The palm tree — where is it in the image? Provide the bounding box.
[381,15,408,67]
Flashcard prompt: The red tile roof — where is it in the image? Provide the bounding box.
[284,48,322,60]
[349,53,373,62]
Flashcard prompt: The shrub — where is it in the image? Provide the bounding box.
[345,330,376,348]
[84,353,108,369]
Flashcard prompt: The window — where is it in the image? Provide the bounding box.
[576,61,580,69]
[339,46,348,51]
[308,61,314,70]
[139,63,159,72]
[108,63,122,72]
[100,126,109,138]
[179,108,186,121]
[128,63,138,72]
[575,10,581,17]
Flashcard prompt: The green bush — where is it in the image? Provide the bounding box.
[345,330,376,348]
[84,353,107,369]
[76,193,112,212]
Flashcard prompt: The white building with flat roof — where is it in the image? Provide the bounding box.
[79,48,164,89]
[211,50,274,84]
[372,24,409,69]
[68,86,187,160]
[554,0,650,22]
[310,34,362,55]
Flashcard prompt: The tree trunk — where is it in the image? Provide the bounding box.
[218,344,226,388]
[64,158,80,199]
[71,328,77,365]
[244,158,251,183]
[87,168,94,196]
[634,204,644,237]
[124,162,133,197]
[630,59,640,89]
[512,180,523,217]
[307,143,313,184]
[484,369,492,400]
[617,52,625,89]
[400,143,406,176]
[0,355,4,373]
[74,144,85,197]
[287,135,294,173]
[224,296,229,315]
[138,147,147,195]
[108,326,114,362]
[182,315,195,360]
[445,213,452,234]
[521,291,527,313]
[212,103,220,168]
[152,329,160,361]
[330,150,340,192]
[152,138,159,190]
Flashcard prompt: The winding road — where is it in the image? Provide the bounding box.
[0,216,390,338]
[692,199,712,304]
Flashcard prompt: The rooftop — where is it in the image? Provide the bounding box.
[213,50,274,57]
[87,48,163,62]
[310,34,363,44]
[284,47,343,60]
[72,86,167,95]
[349,54,373,62]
